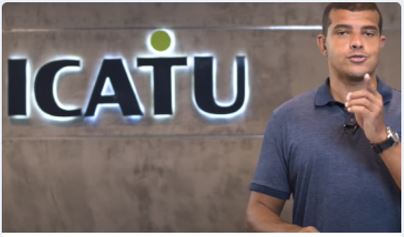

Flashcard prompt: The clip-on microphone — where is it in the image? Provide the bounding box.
[344,114,359,134]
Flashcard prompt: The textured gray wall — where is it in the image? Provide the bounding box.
[2,3,401,232]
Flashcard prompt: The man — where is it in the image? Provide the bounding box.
[246,3,401,232]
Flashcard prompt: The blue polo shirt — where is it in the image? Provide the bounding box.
[250,78,401,232]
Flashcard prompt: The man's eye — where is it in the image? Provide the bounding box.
[336,31,348,36]
[364,31,376,37]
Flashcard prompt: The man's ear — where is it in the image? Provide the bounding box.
[316,34,327,56]
[380,34,387,49]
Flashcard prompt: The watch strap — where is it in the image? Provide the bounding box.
[371,126,400,154]
[371,138,396,154]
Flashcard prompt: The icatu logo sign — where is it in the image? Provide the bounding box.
[8,29,249,123]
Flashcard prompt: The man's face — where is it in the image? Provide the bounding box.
[324,9,385,81]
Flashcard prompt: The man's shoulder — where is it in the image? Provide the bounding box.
[272,88,317,118]
[391,88,401,104]
[379,78,400,105]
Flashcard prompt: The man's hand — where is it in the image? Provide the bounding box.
[299,226,320,232]
[345,73,387,143]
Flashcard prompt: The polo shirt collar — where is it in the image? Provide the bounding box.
[314,77,393,107]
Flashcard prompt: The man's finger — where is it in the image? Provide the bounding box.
[364,73,377,93]
[345,98,373,112]
[346,90,378,104]
[347,105,370,115]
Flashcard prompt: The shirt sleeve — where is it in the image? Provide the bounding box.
[250,110,291,200]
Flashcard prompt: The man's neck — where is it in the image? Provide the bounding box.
[329,74,377,103]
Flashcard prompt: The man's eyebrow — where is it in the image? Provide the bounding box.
[333,24,352,30]
[361,25,379,31]
[332,24,379,32]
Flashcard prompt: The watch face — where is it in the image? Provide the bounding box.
[392,132,400,143]
[387,126,400,143]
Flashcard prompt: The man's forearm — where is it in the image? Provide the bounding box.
[246,202,317,232]
[380,143,401,189]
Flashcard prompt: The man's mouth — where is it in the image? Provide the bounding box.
[348,54,368,63]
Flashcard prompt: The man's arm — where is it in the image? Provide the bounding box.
[246,191,319,232]
[379,143,401,189]
[345,74,401,190]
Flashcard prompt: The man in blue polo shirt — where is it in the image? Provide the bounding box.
[246,3,401,232]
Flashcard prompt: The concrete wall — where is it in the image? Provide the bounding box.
[2,3,401,232]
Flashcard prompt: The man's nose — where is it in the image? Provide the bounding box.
[350,34,364,50]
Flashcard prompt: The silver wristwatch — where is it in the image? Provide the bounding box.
[371,126,400,154]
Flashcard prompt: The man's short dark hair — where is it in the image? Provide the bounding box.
[322,3,383,36]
